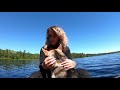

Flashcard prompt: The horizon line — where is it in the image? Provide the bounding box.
[0,48,120,55]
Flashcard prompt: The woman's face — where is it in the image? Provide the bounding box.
[48,29,60,46]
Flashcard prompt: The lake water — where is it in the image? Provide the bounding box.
[0,53,120,78]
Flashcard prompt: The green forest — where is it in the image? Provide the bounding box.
[0,48,120,60]
[0,49,39,60]
[71,51,120,58]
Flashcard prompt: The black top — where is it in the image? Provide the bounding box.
[39,46,73,78]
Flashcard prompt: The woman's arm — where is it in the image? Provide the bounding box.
[39,48,56,78]
[39,49,47,77]
[39,48,52,78]
[39,48,46,65]
[61,46,76,70]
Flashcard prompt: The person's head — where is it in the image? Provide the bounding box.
[44,26,68,51]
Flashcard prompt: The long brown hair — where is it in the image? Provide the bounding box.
[44,26,68,52]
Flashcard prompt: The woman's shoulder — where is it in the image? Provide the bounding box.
[40,46,47,50]
[40,46,45,53]
[66,46,70,50]
[64,46,72,59]
[62,46,70,53]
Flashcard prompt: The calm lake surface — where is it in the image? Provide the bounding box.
[0,53,120,78]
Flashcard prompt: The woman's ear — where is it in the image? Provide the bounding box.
[42,48,48,56]
[57,44,62,51]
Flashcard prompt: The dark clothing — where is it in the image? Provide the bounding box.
[39,46,73,78]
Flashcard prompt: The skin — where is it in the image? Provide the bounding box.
[42,29,76,70]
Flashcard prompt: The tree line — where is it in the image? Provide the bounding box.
[0,48,120,60]
[72,51,120,58]
[0,49,39,60]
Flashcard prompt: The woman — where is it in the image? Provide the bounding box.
[39,26,76,78]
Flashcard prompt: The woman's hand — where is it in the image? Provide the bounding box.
[42,57,56,70]
[61,59,76,70]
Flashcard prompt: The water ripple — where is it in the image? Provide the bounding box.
[0,53,120,78]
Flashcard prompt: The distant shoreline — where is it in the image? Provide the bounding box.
[0,48,120,60]
[0,58,38,60]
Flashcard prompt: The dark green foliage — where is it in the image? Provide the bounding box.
[71,51,120,58]
[0,48,120,60]
[0,48,39,60]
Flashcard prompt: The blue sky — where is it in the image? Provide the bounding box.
[0,12,120,54]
